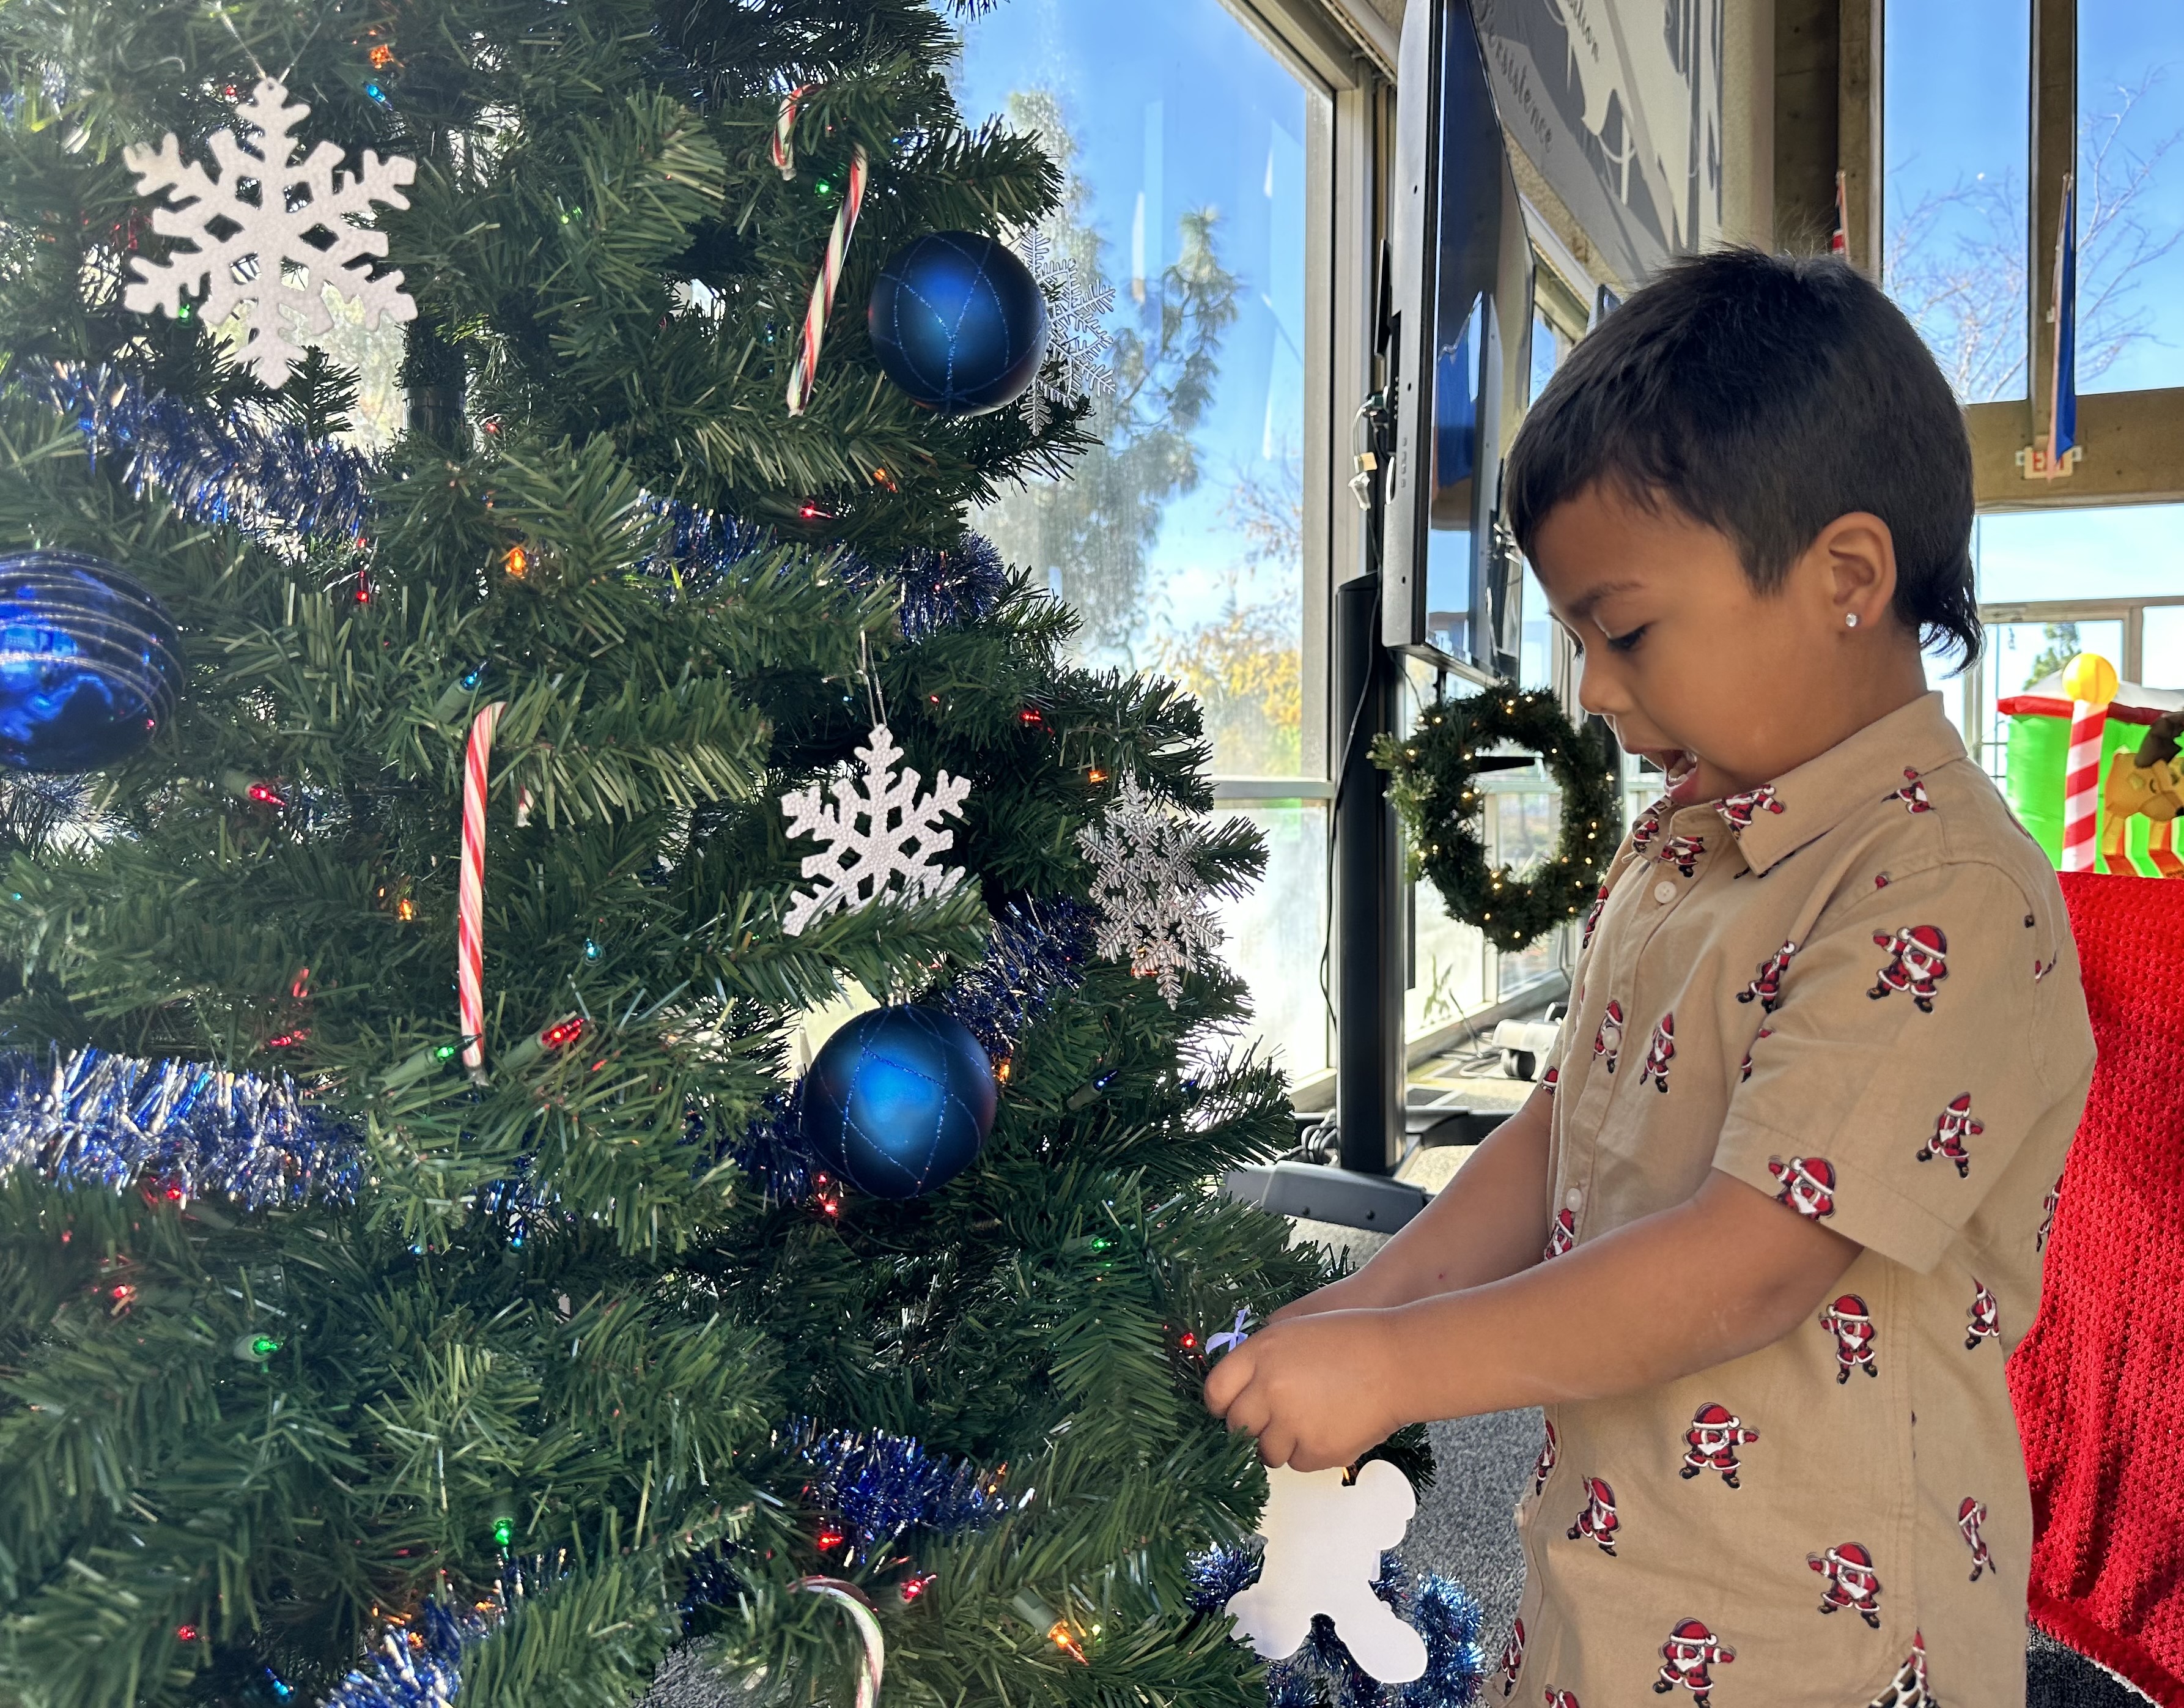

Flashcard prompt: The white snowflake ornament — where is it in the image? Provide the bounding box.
[122,78,417,388]
[1224,1462,1428,1684]
[1017,224,1115,434]
[1075,775,1223,1007]
[781,724,970,936]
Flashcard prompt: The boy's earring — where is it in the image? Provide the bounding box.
[1845,613,1860,628]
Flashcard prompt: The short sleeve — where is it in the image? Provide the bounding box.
[1711,860,2048,1273]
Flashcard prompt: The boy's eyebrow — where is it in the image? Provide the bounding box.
[1563,578,1647,624]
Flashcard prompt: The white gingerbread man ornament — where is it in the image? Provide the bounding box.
[1223,1461,1428,1684]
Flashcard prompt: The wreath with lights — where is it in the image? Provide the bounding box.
[1371,687,1623,955]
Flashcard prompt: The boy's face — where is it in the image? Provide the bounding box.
[1528,480,1914,811]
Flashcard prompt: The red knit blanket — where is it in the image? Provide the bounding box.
[2008,870,2184,1705]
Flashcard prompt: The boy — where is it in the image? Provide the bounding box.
[1204,250,2095,1708]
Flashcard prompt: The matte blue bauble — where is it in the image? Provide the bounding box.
[799,1005,998,1199]
[866,232,1048,415]
[0,551,183,773]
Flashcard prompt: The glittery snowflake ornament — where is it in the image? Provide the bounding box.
[122,78,417,388]
[1075,775,1223,1006]
[1017,224,1115,434]
[781,725,970,935]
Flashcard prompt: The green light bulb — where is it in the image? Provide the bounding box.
[434,1043,457,1062]
[250,1334,281,1358]
[492,1517,514,1548]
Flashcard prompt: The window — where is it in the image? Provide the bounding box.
[1882,0,2032,403]
[2078,2,2184,394]
[953,0,1337,1076]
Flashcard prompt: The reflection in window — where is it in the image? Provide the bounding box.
[1211,802,1329,1073]
[1883,0,2031,401]
[954,0,1317,781]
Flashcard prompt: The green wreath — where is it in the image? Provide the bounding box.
[1371,687,1623,955]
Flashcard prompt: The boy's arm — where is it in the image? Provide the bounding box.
[1271,1083,1553,1320]
[1207,1165,1862,1471]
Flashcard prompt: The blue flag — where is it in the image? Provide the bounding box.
[2049,173,2078,476]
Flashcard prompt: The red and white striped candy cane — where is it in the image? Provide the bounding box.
[785,143,869,417]
[2061,697,2108,872]
[458,701,509,1074]
[772,84,811,179]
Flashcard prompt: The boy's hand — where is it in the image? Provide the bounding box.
[1202,1309,1403,1471]
[1266,1273,1378,1328]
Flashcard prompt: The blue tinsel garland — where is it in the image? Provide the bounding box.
[937,895,1093,1060]
[792,1418,1013,1556]
[1189,1545,1485,1708]
[0,1046,359,1207]
[31,364,1014,638]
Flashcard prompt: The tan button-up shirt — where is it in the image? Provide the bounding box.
[1502,690,2095,1708]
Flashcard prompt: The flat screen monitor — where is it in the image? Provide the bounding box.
[1384,0,1534,679]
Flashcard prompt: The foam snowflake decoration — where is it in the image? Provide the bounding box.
[122,77,417,388]
[1017,224,1115,435]
[1075,775,1223,1007]
[781,725,971,936]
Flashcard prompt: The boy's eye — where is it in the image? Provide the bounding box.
[1606,625,1648,654]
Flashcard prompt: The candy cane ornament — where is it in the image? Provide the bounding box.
[792,1578,885,1708]
[785,142,869,417]
[772,84,811,179]
[458,701,509,1076]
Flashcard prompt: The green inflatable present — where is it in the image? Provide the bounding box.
[1998,667,2184,873]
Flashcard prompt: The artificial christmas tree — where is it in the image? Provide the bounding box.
[0,3,1478,1707]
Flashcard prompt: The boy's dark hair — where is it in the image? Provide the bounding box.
[1506,248,1981,669]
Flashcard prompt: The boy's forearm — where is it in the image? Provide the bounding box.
[1327,1089,1552,1309]
[1370,1173,1851,1424]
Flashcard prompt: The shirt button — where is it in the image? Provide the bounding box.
[1565,1186,1583,1211]
[1653,879,1678,903]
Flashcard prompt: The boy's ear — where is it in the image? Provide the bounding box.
[1807,511,1898,626]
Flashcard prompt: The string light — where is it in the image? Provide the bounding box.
[502,544,529,577]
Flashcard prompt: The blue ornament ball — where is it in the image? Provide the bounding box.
[866,232,1048,415]
[0,551,183,774]
[799,1005,998,1200]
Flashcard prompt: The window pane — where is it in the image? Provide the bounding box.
[2078,4,2184,393]
[1976,506,2184,602]
[1883,0,2031,401]
[2144,604,2184,689]
[954,0,1320,780]
[1213,802,1329,1074]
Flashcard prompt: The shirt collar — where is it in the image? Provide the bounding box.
[1689,690,1968,875]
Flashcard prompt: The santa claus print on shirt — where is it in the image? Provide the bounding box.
[1869,922,1949,1011]
[1739,1027,1773,1082]
[1497,1617,1525,1696]
[2038,1177,2062,1252]
[1917,1092,1983,1177]
[1736,940,1799,1010]
[1768,1153,1837,1221]
[1658,834,1706,876]
[1819,1293,1880,1383]
[1887,766,1933,813]
[1566,1477,1620,1555]
[1544,1207,1576,1262]
[1679,1402,1759,1487]
[1966,1280,1999,1349]
[1639,1012,1676,1092]
[1716,782,1785,832]
[1594,1000,1625,1072]
[1532,1419,1558,1495]
[1541,1063,1559,1096]
[1581,881,1610,952]
[1809,1541,1884,1627]
[1544,1690,1582,1708]
[1958,1496,1994,1581]
[1631,804,1664,855]
[1651,1617,1734,1702]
